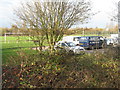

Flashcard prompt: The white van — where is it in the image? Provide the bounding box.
[62,36,81,45]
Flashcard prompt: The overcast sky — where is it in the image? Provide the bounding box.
[0,0,119,28]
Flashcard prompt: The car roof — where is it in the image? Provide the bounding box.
[58,41,74,43]
[80,36,102,37]
[63,36,81,38]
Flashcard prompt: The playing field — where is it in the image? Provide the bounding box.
[1,36,40,64]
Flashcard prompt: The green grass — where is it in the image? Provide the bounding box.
[1,36,49,64]
[2,42,35,49]
[2,41,35,64]
[1,36,40,64]
[2,48,38,64]
[0,36,31,41]
[1,35,49,64]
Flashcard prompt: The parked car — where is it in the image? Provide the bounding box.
[54,41,85,54]
[106,38,119,46]
[106,38,114,45]
[79,36,105,49]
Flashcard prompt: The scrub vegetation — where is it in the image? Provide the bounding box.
[2,46,120,88]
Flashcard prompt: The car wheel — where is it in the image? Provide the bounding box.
[90,46,94,50]
[68,50,74,55]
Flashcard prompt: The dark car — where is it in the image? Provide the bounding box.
[79,36,105,49]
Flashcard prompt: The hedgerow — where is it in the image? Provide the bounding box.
[2,47,120,88]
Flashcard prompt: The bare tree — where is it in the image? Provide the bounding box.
[110,2,118,22]
[111,1,120,40]
[14,0,92,52]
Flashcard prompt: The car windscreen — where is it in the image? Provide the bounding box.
[89,37,99,41]
[73,37,81,41]
[66,42,75,47]
[61,43,67,46]
[79,37,88,42]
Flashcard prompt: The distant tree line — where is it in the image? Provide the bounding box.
[0,25,118,36]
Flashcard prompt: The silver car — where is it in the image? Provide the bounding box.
[54,41,85,54]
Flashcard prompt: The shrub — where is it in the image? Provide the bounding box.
[2,48,120,88]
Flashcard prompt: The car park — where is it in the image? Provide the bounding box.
[54,41,85,54]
